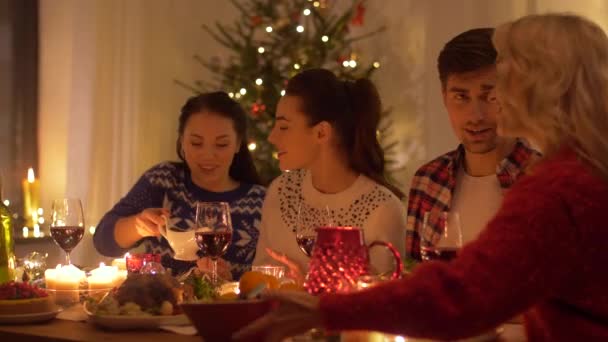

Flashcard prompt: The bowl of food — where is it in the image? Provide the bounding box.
[180,270,299,342]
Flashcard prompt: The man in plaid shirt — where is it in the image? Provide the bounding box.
[406,28,539,260]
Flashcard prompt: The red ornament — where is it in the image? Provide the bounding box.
[250,15,262,27]
[251,102,267,117]
[351,2,365,26]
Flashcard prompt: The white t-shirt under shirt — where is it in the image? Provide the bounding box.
[450,166,504,243]
[253,169,406,274]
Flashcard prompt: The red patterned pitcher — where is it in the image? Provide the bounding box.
[305,226,403,295]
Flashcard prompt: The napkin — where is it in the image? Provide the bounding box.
[160,324,197,335]
[56,303,87,321]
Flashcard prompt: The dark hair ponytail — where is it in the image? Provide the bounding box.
[176,92,263,186]
[286,69,404,199]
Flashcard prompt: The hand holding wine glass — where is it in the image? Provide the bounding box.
[420,211,462,262]
[50,199,85,265]
[194,202,233,285]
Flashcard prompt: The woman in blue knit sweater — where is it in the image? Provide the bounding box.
[93,92,266,279]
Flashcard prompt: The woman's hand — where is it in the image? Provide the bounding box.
[134,208,169,238]
[265,248,305,285]
[196,257,233,281]
[233,289,322,341]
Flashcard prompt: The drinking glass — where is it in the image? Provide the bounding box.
[194,202,233,285]
[294,203,316,257]
[50,199,85,265]
[420,211,463,262]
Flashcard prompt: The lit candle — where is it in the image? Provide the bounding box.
[45,264,86,305]
[111,253,128,271]
[88,263,118,290]
[21,168,40,228]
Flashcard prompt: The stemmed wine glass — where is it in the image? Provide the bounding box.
[294,203,316,257]
[420,211,462,262]
[194,202,233,285]
[50,199,85,265]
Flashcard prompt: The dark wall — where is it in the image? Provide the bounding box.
[0,0,38,214]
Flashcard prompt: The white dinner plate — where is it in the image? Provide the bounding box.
[84,303,189,330]
[0,308,62,324]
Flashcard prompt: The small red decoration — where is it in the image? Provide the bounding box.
[351,2,366,26]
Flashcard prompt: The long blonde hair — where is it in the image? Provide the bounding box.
[493,13,608,178]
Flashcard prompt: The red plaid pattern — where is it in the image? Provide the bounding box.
[405,139,539,260]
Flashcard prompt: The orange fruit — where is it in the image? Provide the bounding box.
[239,271,269,296]
[239,271,282,296]
[218,292,238,301]
[264,275,280,290]
[279,282,305,291]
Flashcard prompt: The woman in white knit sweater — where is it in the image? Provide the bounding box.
[253,69,406,281]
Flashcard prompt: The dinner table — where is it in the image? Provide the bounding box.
[0,318,526,341]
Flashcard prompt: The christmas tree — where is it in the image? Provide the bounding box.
[181,0,399,184]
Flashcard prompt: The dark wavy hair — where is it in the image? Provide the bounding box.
[176,92,263,185]
[285,69,404,199]
[438,27,497,88]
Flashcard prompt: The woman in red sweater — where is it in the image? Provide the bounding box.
[235,13,608,342]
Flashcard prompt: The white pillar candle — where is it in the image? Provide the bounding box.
[88,263,118,290]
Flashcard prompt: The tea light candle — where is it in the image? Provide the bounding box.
[88,263,118,290]
[111,253,128,271]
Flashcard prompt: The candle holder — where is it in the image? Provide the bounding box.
[125,253,161,274]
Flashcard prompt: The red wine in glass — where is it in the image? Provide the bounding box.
[195,231,232,259]
[296,235,316,257]
[50,226,85,252]
[420,246,458,262]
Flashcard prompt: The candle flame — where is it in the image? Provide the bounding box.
[99,262,105,267]
[27,168,35,183]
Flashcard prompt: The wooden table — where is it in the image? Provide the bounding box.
[0,319,526,341]
[0,319,200,342]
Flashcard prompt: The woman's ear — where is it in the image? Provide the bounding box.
[314,121,332,144]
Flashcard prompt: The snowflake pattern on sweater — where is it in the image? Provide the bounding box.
[93,162,265,279]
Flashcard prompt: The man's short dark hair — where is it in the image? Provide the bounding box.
[437,28,497,87]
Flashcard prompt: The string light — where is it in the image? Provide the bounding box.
[313,1,320,7]
[349,60,357,68]
[342,60,349,68]
[38,217,44,224]
[235,93,242,99]
[281,90,286,96]
[265,26,273,33]
[373,61,381,68]
[37,208,43,215]
[228,92,235,98]
[89,226,96,235]
[294,63,301,70]
[2,200,8,206]
[296,25,304,33]
[303,8,311,16]
[240,88,247,95]
[321,35,329,42]
[258,47,265,54]
[255,78,263,85]
[248,142,257,151]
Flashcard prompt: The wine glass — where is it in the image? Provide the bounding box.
[294,203,316,257]
[420,211,462,262]
[50,199,85,265]
[194,202,233,285]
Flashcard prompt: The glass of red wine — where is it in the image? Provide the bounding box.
[194,202,233,285]
[420,211,462,262]
[295,203,316,257]
[50,198,85,265]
